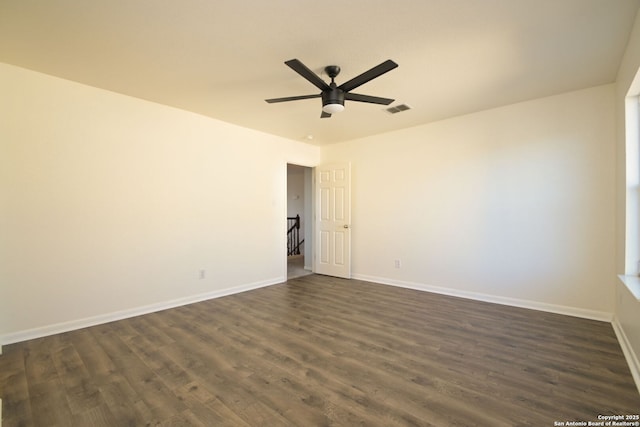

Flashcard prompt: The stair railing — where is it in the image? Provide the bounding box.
[287,215,304,256]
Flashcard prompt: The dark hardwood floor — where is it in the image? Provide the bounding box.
[1,275,639,426]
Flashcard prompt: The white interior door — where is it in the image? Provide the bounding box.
[315,162,351,278]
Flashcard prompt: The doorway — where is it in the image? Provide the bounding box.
[287,164,313,279]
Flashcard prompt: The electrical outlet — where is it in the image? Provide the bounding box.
[199,270,206,280]
[394,259,401,268]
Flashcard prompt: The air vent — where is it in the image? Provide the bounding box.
[385,104,411,114]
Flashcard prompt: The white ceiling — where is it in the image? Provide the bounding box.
[1,0,638,145]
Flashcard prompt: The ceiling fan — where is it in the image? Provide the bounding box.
[265,59,398,118]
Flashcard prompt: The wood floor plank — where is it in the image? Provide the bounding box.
[50,344,103,414]
[125,334,193,390]
[98,378,145,426]
[173,381,240,426]
[67,329,118,386]
[28,378,73,426]
[2,275,639,426]
[71,403,118,427]
[0,344,34,427]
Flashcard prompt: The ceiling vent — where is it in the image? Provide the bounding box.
[385,104,411,114]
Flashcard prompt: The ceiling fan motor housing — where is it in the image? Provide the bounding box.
[322,83,345,108]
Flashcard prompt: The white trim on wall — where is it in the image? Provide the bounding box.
[0,277,283,346]
[3,273,613,346]
[353,273,613,322]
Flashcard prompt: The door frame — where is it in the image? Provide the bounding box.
[285,162,315,279]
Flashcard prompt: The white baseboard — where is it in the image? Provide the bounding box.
[612,316,640,394]
[0,276,284,346]
[352,274,613,322]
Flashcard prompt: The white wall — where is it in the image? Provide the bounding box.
[0,63,320,343]
[615,8,640,388]
[323,84,616,318]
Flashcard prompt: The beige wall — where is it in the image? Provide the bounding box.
[0,63,320,342]
[323,84,616,318]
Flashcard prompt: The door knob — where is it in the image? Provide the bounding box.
[343,225,349,229]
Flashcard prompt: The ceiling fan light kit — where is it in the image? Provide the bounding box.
[266,59,398,118]
[322,103,345,114]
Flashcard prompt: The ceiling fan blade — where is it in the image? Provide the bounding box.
[285,59,331,91]
[345,93,395,105]
[338,60,398,93]
[320,111,332,118]
[265,94,321,103]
